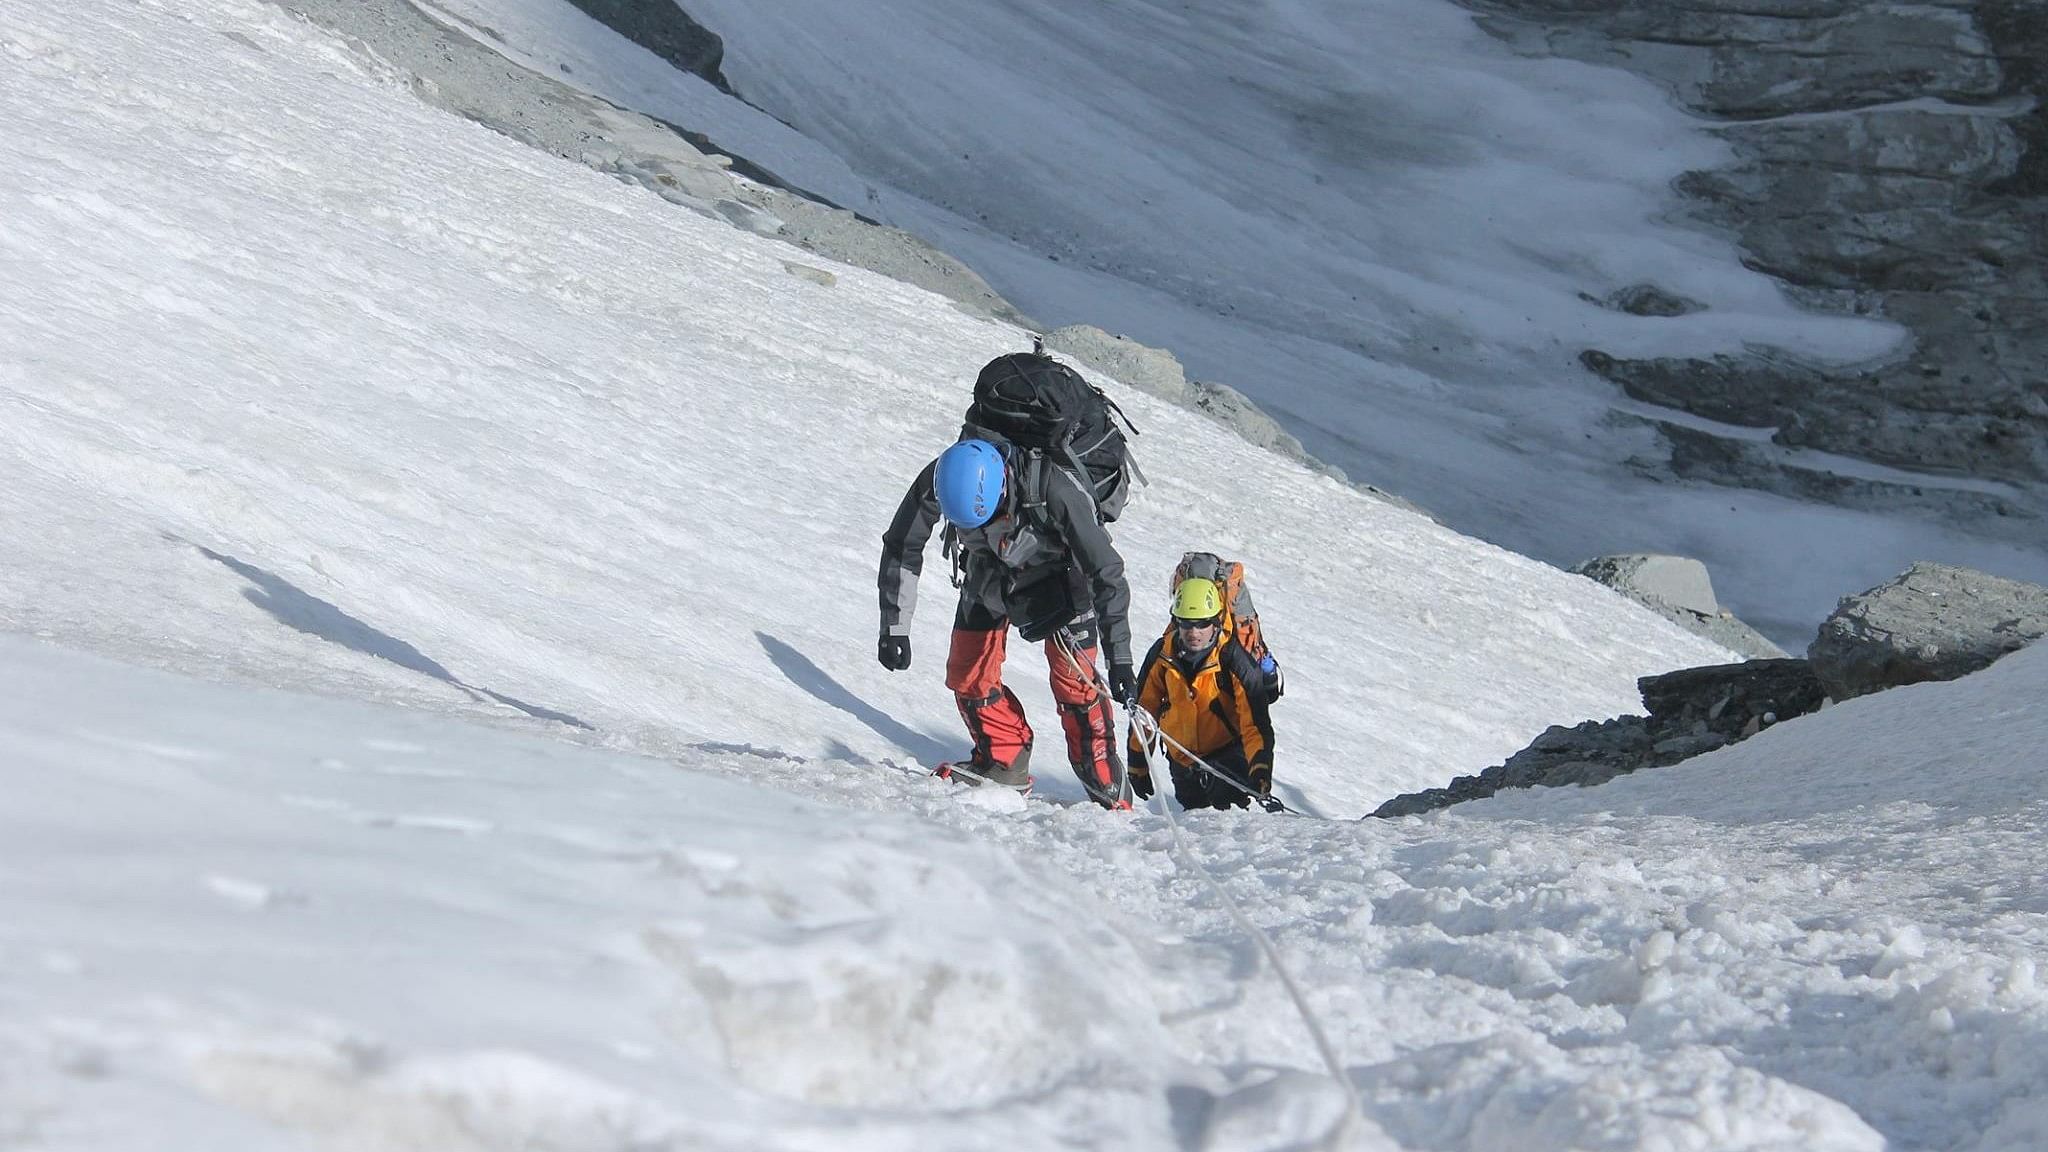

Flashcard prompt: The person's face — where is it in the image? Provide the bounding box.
[1174,617,1220,649]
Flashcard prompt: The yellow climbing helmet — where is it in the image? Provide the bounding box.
[1171,577,1223,623]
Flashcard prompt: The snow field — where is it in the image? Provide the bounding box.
[0,0,1728,812]
[32,639,2041,1151]
[1,0,2043,1148]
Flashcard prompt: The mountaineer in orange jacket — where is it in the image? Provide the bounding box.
[1126,577,1277,810]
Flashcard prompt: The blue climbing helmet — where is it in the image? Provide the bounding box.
[934,439,1005,528]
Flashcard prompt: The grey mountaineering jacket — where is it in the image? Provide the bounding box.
[879,455,1133,670]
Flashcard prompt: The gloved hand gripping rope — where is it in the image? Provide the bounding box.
[1052,628,1287,813]
[1126,706,1289,815]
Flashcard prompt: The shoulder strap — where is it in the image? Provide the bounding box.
[940,523,966,588]
[1057,442,1101,520]
[1203,648,1242,731]
[1016,449,1052,530]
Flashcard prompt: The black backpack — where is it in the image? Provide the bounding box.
[962,348,1142,523]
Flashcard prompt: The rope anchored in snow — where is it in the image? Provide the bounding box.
[1125,705,1362,1147]
[1050,631,1361,1146]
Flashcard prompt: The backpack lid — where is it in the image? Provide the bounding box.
[970,353,1093,446]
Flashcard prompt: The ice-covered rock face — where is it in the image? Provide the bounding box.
[1465,0,2048,516]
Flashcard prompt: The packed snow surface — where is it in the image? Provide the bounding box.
[1,1,2042,1149]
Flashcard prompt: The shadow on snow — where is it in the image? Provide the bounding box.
[194,544,593,731]
[755,630,954,767]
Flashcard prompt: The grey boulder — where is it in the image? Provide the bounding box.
[1573,553,1785,658]
[1043,324,1191,405]
[1807,562,2048,701]
[1575,553,1719,617]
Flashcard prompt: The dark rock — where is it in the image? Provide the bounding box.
[1622,417,2039,531]
[557,1,732,93]
[1806,561,2048,700]
[1581,283,1707,317]
[1369,658,1825,817]
[1583,350,1806,431]
[1637,658,1829,734]
[1467,0,2048,505]
[1543,760,1629,788]
[1373,788,1460,818]
[1652,733,1725,759]
[1528,723,1585,752]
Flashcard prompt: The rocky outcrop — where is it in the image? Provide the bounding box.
[1044,325,1428,509]
[1045,324,1323,464]
[1462,1,2048,522]
[1579,283,1706,319]
[1573,554,1785,658]
[1613,407,2038,530]
[269,0,1031,327]
[1807,562,2048,700]
[1576,553,1720,617]
[1371,658,1825,817]
[1373,562,2048,816]
[556,0,732,93]
[1044,325,1193,405]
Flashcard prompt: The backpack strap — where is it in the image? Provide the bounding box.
[1097,389,1140,438]
[941,523,966,588]
[1087,389,1145,490]
[1057,441,1102,521]
[1016,449,1052,532]
[1204,645,1246,733]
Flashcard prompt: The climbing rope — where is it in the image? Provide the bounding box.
[1126,709,1361,1147]
[1050,629,1360,1146]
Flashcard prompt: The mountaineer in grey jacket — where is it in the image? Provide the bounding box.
[878,437,1133,808]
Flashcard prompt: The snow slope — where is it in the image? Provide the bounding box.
[9,609,2042,1152]
[2,0,2042,1149]
[0,636,1186,1151]
[1467,641,2048,1152]
[410,0,2048,647]
[0,0,1728,813]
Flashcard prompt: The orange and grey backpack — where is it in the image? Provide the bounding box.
[1168,551,1284,700]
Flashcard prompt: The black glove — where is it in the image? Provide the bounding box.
[1108,663,1136,704]
[1249,765,1283,813]
[877,633,911,671]
[1129,765,1154,800]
